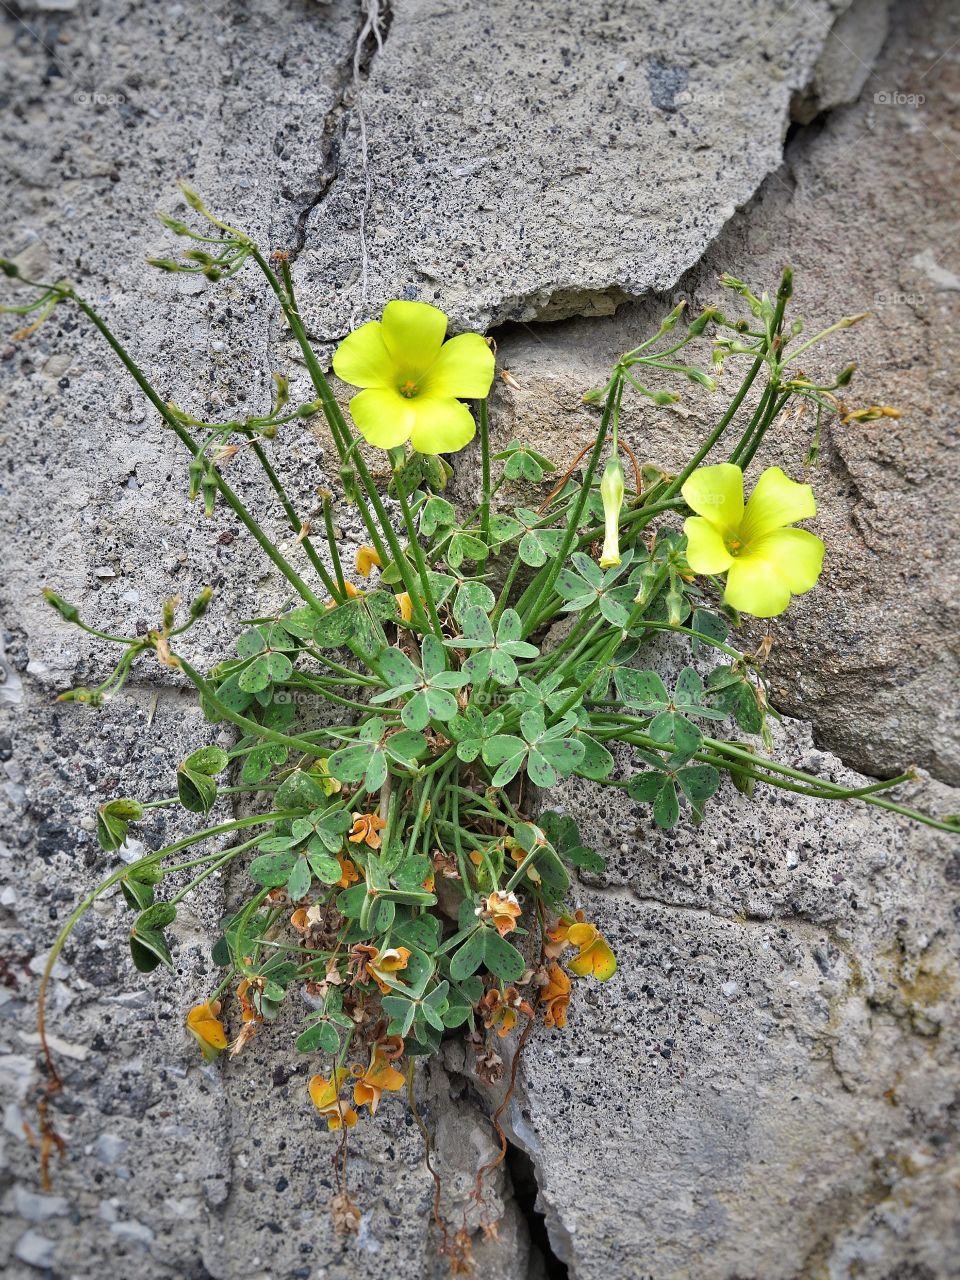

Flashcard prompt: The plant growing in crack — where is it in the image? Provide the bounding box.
[3,184,956,1269]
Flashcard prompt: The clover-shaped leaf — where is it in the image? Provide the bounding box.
[538,811,606,874]
[513,508,566,567]
[447,606,538,686]
[372,639,469,730]
[446,531,489,569]
[495,440,557,483]
[419,495,456,538]
[627,759,720,829]
[482,709,585,788]
[327,716,428,790]
[555,550,635,626]
[706,664,765,734]
[449,706,506,763]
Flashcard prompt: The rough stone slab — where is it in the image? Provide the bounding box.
[497,708,960,1279]
[297,0,860,331]
[490,0,960,784]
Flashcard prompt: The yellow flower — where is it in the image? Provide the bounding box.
[599,455,625,569]
[681,463,824,618]
[332,300,495,453]
[348,811,386,849]
[541,963,572,1028]
[482,890,523,937]
[309,1067,359,1131]
[367,946,411,994]
[186,1000,228,1061]
[355,545,382,578]
[565,922,617,980]
[351,1044,406,1115]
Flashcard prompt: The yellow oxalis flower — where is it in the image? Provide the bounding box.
[566,922,617,980]
[332,300,495,453]
[681,463,825,618]
[186,1000,228,1061]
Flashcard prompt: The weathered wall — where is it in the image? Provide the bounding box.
[1,1,958,1277]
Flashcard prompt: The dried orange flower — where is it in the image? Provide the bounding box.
[236,977,263,1024]
[479,985,533,1038]
[325,580,361,608]
[566,922,617,980]
[309,1068,358,1130]
[541,962,572,1029]
[368,946,411,994]
[337,854,360,888]
[480,890,523,937]
[544,909,585,958]
[349,811,386,849]
[355,545,382,577]
[351,1043,406,1115]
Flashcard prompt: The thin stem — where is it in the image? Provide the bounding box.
[479,398,492,546]
[250,441,341,600]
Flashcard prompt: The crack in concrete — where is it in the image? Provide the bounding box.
[285,0,394,264]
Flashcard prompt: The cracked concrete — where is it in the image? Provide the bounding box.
[2,0,959,1277]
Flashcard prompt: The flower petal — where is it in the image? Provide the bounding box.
[741,466,816,540]
[380,300,447,374]
[348,388,416,449]
[723,553,792,617]
[332,321,395,389]
[683,516,735,574]
[408,396,477,454]
[422,333,495,399]
[681,463,744,532]
[750,527,825,594]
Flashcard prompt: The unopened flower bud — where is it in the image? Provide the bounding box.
[42,588,79,624]
[188,457,204,502]
[189,586,214,618]
[599,456,625,569]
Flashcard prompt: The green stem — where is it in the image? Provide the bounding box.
[518,377,621,633]
[250,441,341,600]
[393,474,442,635]
[479,398,492,546]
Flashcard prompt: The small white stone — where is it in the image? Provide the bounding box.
[13,1186,70,1222]
[95,1133,128,1165]
[721,980,740,999]
[14,1230,56,1269]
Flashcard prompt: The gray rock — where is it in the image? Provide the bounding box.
[791,0,891,123]
[298,0,868,331]
[491,0,960,784]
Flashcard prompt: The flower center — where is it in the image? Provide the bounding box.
[398,379,419,399]
[725,535,745,556]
